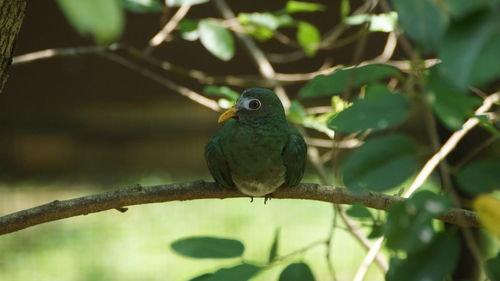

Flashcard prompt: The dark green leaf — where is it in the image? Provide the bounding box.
[180,19,199,41]
[268,228,280,263]
[341,134,417,191]
[297,21,320,56]
[447,0,500,19]
[328,84,410,133]
[56,0,124,45]
[386,231,460,281]
[171,236,244,258]
[346,205,374,220]
[425,67,481,130]
[475,114,500,137]
[368,223,384,239]
[286,1,325,13]
[391,0,447,52]
[279,262,316,281]
[204,86,239,102]
[204,264,261,281]
[439,11,500,90]
[385,191,451,252]
[199,19,235,61]
[299,64,400,98]
[486,251,500,281]
[165,0,209,7]
[457,159,500,195]
[123,0,163,13]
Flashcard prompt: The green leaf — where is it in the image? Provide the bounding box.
[475,114,500,137]
[346,205,374,220]
[123,0,163,13]
[204,86,239,102]
[180,19,199,41]
[386,231,460,281]
[268,228,280,263]
[297,21,321,56]
[328,84,410,133]
[279,262,316,281]
[189,273,213,281]
[391,0,447,52]
[171,236,244,258]
[340,0,350,18]
[341,134,417,191]
[287,100,308,124]
[238,12,293,30]
[385,191,451,253]
[457,159,500,195]
[447,0,500,19]
[204,264,261,281]
[56,0,124,45]
[286,1,325,13]
[299,64,400,98]
[368,223,384,239]
[344,12,398,32]
[486,251,500,281]
[425,67,481,130]
[165,0,209,7]
[198,19,235,61]
[439,11,500,90]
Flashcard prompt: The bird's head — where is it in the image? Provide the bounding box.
[218,88,286,124]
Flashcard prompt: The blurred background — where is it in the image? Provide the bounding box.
[0,0,388,280]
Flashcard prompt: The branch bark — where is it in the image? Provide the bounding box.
[0,181,480,235]
[0,0,27,92]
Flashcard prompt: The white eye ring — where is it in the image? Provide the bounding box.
[243,98,261,110]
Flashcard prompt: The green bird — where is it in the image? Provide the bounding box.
[205,88,307,197]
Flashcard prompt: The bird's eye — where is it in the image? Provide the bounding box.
[246,99,261,110]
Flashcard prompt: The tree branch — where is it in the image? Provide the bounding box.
[0,181,480,236]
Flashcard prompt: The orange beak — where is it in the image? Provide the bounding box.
[218,107,238,123]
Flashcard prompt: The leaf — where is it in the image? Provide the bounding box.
[386,231,460,281]
[346,205,374,220]
[340,0,350,18]
[56,0,124,45]
[198,19,235,61]
[328,84,410,133]
[204,86,239,102]
[368,223,384,239]
[341,134,417,191]
[457,159,500,195]
[286,1,325,13]
[297,21,321,56]
[439,11,500,90]
[165,0,209,7]
[171,236,244,258]
[385,191,451,253]
[279,262,316,281]
[390,0,447,52]
[204,264,261,281]
[123,0,163,13]
[299,64,400,98]
[344,12,398,32]
[447,0,500,19]
[287,100,308,124]
[425,67,481,130]
[238,13,293,30]
[475,114,500,136]
[189,273,213,281]
[268,228,280,263]
[180,19,200,41]
[486,251,500,281]
[473,194,500,238]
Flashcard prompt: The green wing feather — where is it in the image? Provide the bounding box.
[282,128,307,187]
[205,135,234,188]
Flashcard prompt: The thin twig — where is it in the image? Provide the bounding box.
[0,181,480,235]
[148,2,192,48]
[352,237,385,281]
[100,52,220,111]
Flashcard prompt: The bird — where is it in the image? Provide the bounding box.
[205,88,307,197]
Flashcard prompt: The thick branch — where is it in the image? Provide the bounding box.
[0,181,480,235]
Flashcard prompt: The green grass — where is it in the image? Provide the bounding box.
[0,184,385,281]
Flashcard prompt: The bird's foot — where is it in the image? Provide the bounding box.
[249,196,254,203]
[264,194,273,204]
